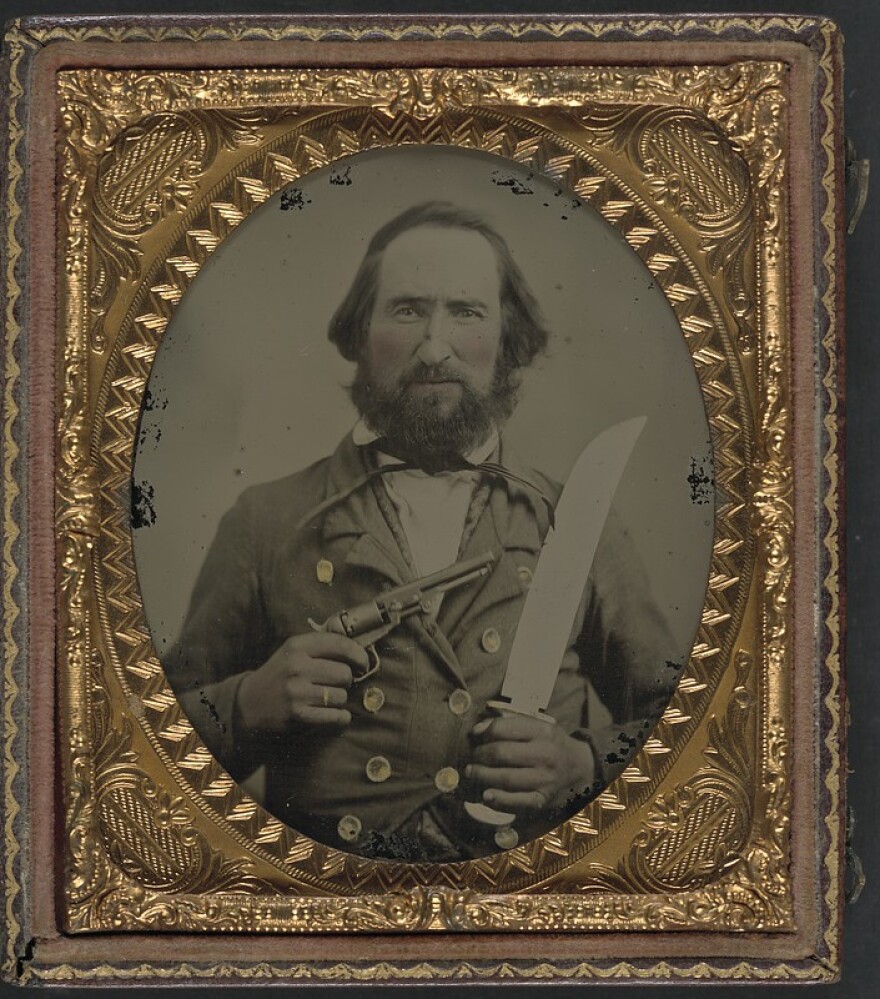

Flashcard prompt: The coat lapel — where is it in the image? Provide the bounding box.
[319,436,410,587]
[440,444,555,646]
[318,434,468,685]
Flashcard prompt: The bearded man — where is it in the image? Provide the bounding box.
[165,201,678,861]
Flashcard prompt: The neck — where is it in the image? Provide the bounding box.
[368,426,498,475]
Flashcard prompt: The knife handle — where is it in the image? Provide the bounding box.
[485,699,556,724]
[463,701,556,846]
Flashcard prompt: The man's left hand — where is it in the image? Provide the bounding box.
[466,715,595,815]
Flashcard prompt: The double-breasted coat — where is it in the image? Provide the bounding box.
[164,434,679,860]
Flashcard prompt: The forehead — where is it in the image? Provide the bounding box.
[375,225,502,296]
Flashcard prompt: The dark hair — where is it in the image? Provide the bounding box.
[328,201,550,371]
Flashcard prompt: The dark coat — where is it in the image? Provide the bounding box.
[165,434,679,859]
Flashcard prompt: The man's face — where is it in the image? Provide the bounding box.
[365,225,504,417]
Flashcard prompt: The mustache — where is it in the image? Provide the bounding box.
[400,362,465,386]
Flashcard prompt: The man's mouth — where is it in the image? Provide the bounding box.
[403,366,464,388]
[405,379,463,396]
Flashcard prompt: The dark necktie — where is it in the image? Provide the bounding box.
[292,440,555,536]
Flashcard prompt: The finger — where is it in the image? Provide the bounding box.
[465,764,548,792]
[297,658,354,688]
[471,715,547,744]
[489,715,552,742]
[296,706,352,727]
[290,632,370,671]
[480,788,548,813]
[305,684,348,708]
[472,740,547,768]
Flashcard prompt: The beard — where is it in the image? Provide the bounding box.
[350,358,520,467]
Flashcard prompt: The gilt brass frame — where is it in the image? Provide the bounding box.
[0,14,844,985]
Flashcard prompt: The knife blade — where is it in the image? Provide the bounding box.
[465,416,646,830]
[498,415,647,716]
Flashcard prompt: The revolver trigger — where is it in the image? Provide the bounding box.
[352,644,381,684]
[307,616,325,633]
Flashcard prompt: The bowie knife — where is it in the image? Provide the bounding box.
[465,416,647,831]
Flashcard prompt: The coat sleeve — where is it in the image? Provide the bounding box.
[161,488,274,780]
[573,507,684,788]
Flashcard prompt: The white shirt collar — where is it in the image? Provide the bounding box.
[351,419,380,447]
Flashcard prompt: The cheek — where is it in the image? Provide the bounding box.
[457,326,502,368]
[366,326,412,369]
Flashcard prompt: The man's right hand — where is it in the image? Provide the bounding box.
[236,632,369,733]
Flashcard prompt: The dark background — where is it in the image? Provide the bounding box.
[0,0,875,995]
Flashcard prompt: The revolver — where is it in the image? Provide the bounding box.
[308,550,495,682]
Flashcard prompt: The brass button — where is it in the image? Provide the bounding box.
[365,755,392,783]
[481,627,502,654]
[362,686,385,713]
[494,825,519,850]
[448,689,472,716]
[517,565,533,586]
[316,558,334,584]
[434,766,460,793]
[337,814,362,842]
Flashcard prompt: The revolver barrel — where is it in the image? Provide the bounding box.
[315,550,495,644]
[396,550,495,605]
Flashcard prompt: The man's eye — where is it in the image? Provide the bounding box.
[454,307,482,320]
[392,305,421,319]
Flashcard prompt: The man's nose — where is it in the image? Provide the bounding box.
[415,307,453,363]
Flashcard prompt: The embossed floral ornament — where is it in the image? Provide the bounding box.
[142,780,194,834]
